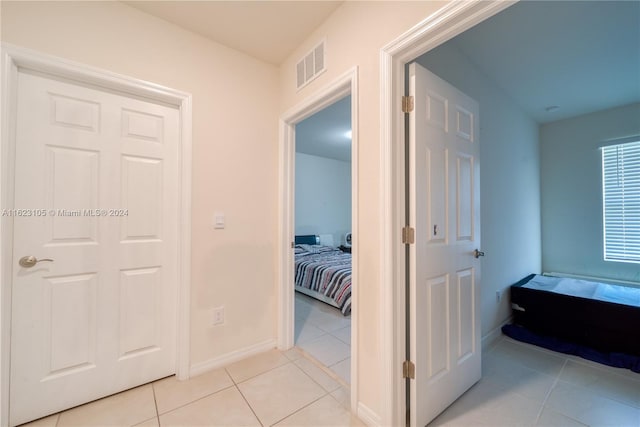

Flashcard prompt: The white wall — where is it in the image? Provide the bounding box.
[1,1,279,368]
[295,153,351,246]
[540,103,640,282]
[417,43,542,336]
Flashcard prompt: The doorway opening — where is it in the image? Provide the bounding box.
[278,67,358,410]
[293,95,352,383]
[379,2,512,425]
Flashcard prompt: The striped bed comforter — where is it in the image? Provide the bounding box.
[294,245,352,316]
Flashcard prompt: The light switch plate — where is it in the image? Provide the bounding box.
[213,212,225,229]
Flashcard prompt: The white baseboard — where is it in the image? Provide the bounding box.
[357,402,382,427]
[481,315,513,352]
[189,338,277,377]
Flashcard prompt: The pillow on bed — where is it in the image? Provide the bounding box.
[295,244,338,254]
[296,244,319,253]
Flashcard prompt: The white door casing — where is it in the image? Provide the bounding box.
[278,67,359,414]
[408,63,481,427]
[7,62,186,425]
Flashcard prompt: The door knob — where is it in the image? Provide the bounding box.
[473,249,485,259]
[19,256,54,268]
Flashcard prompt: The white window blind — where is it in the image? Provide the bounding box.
[602,140,640,263]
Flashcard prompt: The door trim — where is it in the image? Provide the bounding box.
[378,2,515,425]
[277,66,358,411]
[0,43,193,426]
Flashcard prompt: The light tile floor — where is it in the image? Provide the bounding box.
[21,348,361,427]
[294,292,351,385]
[20,334,640,427]
[429,336,640,427]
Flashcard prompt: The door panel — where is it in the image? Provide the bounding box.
[121,155,163,240]
[409,62,481,427]
[426,274,449,380]
[456,155,473,241]
[46,146,100,242]
[119,267,162,358]
[456,269,474,361]
[45,273,98,376]
[426,147,448,244]
[10,71,179,426]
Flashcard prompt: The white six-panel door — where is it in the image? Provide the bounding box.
[408,63,482,427]
[10,71,179,425]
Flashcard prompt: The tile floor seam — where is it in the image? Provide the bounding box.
[560,360,640,410]
[296,331,329,346]
[295,293,353,379]
[483,358,562,408]
[570,356,640,384]
[328,355,351,367]
[267,392,330,427]
[553,380,640,427]
[139,416,159,427]
[535,357,591,427]
[294,351,346,392]
[532,357,567,425]
[150,382,160,419]
[226,358,293,386]
[155,383,237,417]
[590,387,640,411]
[294,346,349,389]
[234,383,265,427]
[224,367,236,385]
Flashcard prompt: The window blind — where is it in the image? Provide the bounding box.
[602,141,640,263]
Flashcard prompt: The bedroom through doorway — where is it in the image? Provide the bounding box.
[293,95,353,385]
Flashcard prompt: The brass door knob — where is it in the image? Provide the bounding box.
[19,256,54,268]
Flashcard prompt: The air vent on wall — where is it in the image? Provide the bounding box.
[296,40,326,90]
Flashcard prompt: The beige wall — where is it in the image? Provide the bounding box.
[0,0,488,421]
[278,0,446,415]
[1,1,280,365]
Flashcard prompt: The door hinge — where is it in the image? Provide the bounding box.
[402,95,414,113]
[402,226,415,244]
[403,360,415,379]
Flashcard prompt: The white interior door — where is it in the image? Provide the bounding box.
[408,62,482,427]
[10,70,179,426]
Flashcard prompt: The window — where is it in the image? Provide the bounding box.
[602,140,640,263]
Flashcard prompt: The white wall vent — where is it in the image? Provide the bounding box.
[296,40,326,90]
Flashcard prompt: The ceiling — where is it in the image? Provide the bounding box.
[296,95,351,162]
[296,1,639,162]
[124,1,343,65]
[125,1,639,161]
[446,0,640,123]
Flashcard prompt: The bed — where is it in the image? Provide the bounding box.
[507,274,640,358]
[294,235,352,316]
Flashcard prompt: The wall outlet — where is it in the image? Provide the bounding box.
[212,306,225,326]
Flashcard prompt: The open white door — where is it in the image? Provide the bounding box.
[408,62,482,427]
[9,71,179,425]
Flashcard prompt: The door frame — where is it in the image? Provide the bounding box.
[378,1,515,425]
[277,67,358,410]
[0,44,193,426]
